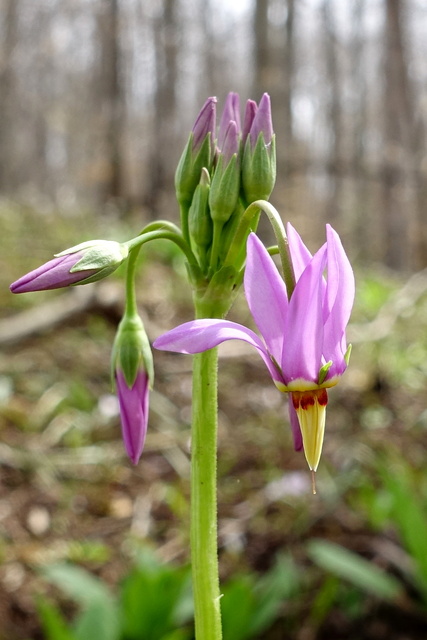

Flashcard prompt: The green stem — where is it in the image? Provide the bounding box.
[224,200,296,297]
[139,220,183,235]
[125,228,197,266]
[209,220,224,275]
[180,202,191,247]
[191,306,222,640]
[124,246,140,317]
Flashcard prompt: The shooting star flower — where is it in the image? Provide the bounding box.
[154,225,354,481]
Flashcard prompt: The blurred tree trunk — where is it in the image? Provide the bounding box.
[0,0,18,192]
[146,0,179,216]
[253,0,270,97]
[351,0,370,260]
[199,0,216,100]
[98,0,123,205]
[269,0,295,178]
[322,0,343,224]
[381,0,425,269]
[282,0,295,177]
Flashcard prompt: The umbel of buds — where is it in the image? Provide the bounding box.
[175,92,276,293]
[10,240,128,293]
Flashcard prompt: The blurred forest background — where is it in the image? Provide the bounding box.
[2,1,427,639]
[1,0,427,269]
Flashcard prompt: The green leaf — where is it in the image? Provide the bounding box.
[382,468,427,600]
[307,539,404,602]
[36,596,78,640]
[251,554,300,635]
[221,555,300,640]
[75,600,120,640]
[120,552,192,640]
[221,576,256,640]
[42,563,114,605]
[41,563,120,640]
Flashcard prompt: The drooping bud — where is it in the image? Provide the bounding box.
[112,313,154,465]
[175,97,217,208]
[10,240,128,293]
[242,93,276,203]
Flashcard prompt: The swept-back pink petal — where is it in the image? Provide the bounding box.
[282,245,327,383]
[324,225,355,328]
[116,369,149,465]
[153,319,283,385]
[322,225,355,378]
[244,233,288,365]
[288,396,303,451]
[286,222,313,281]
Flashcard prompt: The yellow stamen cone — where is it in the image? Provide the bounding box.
[292,389,328,472]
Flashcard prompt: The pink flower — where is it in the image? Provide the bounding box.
[154,225,355,473]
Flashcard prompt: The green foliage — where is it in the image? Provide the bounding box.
[36,597,78,640]
[221,554,300,640]
[307,539,404,602]
[356,275,396,319]
[119,549,192,640]
[41,563,120,640]
[36,551,302,640]
[381,464,427,604]
[38,551,192,640]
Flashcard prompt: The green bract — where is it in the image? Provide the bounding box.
[242,133,276,203]
[112,314,154,390]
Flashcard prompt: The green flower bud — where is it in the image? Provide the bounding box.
[188,168,213,249]
[57,240,128,282]
[242,133,276,204]
[209,153,240,225]
[175,98,216,207]
[112,313,154,389]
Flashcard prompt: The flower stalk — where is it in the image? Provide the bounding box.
[191,342,222,640]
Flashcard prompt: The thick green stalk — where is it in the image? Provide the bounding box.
[191,310,222,639]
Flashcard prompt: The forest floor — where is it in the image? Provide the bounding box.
[1,208,427,639]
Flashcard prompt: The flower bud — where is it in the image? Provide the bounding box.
[242,99,257,146]
[175,97,216,208]
[209,120,240,224]
[218,92,241,151]
[112,314,154,465]
[189,168,212,249]
[10,240,128,293]
[242,93,276,203]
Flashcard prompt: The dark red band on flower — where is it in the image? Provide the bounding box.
[292,389,328,411]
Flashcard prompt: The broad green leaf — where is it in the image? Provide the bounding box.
[382,469,427,601]
[221,576,256,640]
[36,596,77,640]
[42,563,114,605]
[307,539,404,602]
[41,563,120,640]
[120,558,192,640]
[75,600,120,640]
[251,554,300,635]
